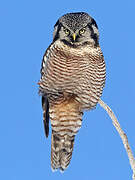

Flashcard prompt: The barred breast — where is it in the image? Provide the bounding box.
[39,40,106,110]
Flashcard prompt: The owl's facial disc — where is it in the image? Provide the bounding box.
[59,25,98,47]
[53,12,99,47]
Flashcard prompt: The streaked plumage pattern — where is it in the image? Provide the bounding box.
[39,12,106,171]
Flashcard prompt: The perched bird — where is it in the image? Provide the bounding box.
[38,12,106,171]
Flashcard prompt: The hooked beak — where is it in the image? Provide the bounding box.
[72,33,76,41]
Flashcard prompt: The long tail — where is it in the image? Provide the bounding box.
[51,132,75,171]
[49,97,83,171]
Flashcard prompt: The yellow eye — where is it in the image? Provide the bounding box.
[64,29,70,35]
[79,28,85,35]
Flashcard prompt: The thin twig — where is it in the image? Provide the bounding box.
[98,98,135,180]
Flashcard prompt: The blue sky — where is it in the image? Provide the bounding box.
[0,0,135,179]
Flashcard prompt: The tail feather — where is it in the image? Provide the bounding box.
[50,97,83,171]
[60,150,73,171]
[51,133,60,170]
[51,132,75,171]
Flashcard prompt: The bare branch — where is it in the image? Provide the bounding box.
[98,98,135,180]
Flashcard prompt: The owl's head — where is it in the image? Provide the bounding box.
[53,12,99,47]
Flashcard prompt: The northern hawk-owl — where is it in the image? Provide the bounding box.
[38,12,106,171]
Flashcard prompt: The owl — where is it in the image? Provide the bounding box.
[38,12,106,171]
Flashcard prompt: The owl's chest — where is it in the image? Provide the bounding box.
[40,43,105,109]
[47,52,93,83]
[43,50,99,99]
